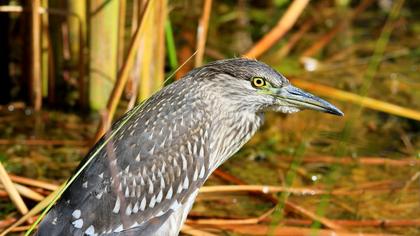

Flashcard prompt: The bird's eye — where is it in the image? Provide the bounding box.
[251,77,266,88]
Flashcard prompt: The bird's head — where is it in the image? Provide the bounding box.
[194,58,343,116]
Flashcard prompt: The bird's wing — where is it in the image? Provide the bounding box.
[37,83,211,235]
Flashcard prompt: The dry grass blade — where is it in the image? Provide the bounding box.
[153,0,167,91]
[134,0,167,101]
[14,184,44,202]
[199,185,325,195]
[281,218,420,228]
[215,224,397,236]
[286,201,344,230]
[135,0,168,101]
[0,190,8,197]
[9,225,31,232]
[0,139,88,146]
[138,1,155,102]
[0,162,28,216]
[292,79,420,121]
[194,0,213,67]
[181,224,218,236]
[282,156,420,166]
[200,181,410,198]
[244,0,310,58]
[0,218,17,229]
[212,169,279,204]
[187,208,274,225]
[0,183,44,202]
[29,0,42,111]
[9,175,58,191]
[188,215,420,229]
[336,219,420,228]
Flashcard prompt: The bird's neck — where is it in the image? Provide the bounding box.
[207,100,264,172]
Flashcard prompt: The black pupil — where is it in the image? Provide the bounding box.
[255,79,263,85]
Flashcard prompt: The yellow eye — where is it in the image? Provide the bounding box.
[252,77,266,87]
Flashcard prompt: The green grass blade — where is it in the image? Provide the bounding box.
[165,19,178,70]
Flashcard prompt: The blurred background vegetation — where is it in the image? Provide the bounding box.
[0,0,419,235]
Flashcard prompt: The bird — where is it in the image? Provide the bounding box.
[36,58,343,236]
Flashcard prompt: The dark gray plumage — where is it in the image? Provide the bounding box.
[36,58,343,236]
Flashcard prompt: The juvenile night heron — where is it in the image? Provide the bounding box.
[37,58,343,235]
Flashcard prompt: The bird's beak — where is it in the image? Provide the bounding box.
[273,85,344,116]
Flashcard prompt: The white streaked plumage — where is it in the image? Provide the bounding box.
[85,225,95,235]
[72,210,81,219]
[140,197,146,211]
[112,196,120,214]
[72,219,83,229]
